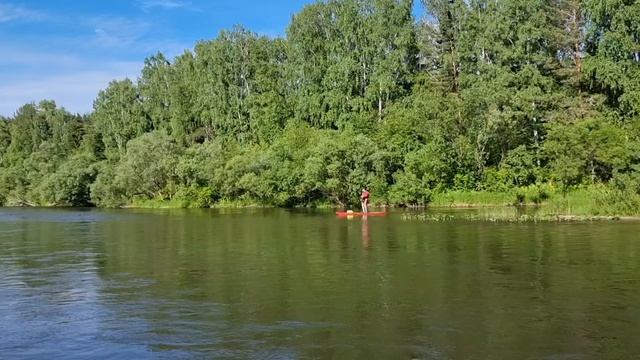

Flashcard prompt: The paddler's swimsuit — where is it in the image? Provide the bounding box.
[361,190,370,213]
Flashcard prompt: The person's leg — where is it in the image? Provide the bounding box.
[364,199,369,213]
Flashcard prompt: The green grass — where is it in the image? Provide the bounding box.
[401,211,625,222]
[543,187,598,216]
[430,190,516,207]
[129,197,265,209]
[426,184,640,218]
[210,199,266,208]
[129,197,190,209]
[431,185,590,209]
[125,184,640,217]
[404,187,634,221]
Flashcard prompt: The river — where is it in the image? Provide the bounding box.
[1,208,639,359]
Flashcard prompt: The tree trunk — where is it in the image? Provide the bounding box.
[378,87,383,121]
[572,7,582,75]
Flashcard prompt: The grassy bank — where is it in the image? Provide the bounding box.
[431,186,595,214]
[129,198,265,209]
[101,184,640,220]
[128,197,337,210]
[401,207,638,223]
[428,184,640,219]
[400,212,633,222]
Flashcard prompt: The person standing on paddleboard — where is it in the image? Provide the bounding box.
[360,188,370,213]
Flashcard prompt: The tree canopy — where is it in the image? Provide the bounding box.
[1,0,639,208]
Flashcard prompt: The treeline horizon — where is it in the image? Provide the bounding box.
[1,0,639,209]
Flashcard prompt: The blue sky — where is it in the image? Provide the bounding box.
[0,1,424,117]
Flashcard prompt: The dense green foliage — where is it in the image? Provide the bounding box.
[1,0,639,211]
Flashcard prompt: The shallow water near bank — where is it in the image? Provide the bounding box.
[1,207,639,359]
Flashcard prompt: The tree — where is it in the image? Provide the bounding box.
[286,2,333,127]
[168,51,201,143]
[116,131,181,200]
[544,117,634,188]
[0,117,10,161]
[139,53,173,132]
[583,0,640,116]
[420,0,467,92]
[92,79,148,158]
[36,153,97,206]
[287,0,418,129]
[367,0,418,121]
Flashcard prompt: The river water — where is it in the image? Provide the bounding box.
[1,208,639,359]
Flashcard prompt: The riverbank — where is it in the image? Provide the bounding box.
[430,186,584,208]
[401,210,640,223]
[405,185,640,222]
[7,185,639,221]
[127,198,337,209]
[429,185,638,216]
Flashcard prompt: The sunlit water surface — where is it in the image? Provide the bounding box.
[1,208,639,359]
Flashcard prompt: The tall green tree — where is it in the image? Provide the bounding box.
[288,0,418,129]
[583,0,640,117]
[92,79,148,158]
[0,117,11,161]
[139,53,173,132]
[168,51,201,143]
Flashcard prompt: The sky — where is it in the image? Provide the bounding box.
[0,0,317,116]
[0,0,424,117]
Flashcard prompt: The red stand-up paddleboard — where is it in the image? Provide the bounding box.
[336,211,387,217]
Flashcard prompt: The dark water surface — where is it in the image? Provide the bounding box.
[1,208,639,359]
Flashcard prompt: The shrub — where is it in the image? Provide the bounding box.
[529,187,550,205]
[388,171,432,206]
[36,154,97,206]
[174,186,216,208]
[593,173,640,215]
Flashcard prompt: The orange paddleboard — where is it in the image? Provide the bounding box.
[336,211,387,217]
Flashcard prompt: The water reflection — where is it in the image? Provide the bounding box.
[1,208,640,359]
[361,217,370,249]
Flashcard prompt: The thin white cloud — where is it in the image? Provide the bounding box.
[139,0,192,11]
[0,3,48,23]
[0,46,82,68]
[89,17,151,48]
[0,3,198,116]
[0,61,142,116]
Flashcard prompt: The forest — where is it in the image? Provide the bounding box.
[1,0,639,212]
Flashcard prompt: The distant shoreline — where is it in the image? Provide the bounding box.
[4,197,640,222]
